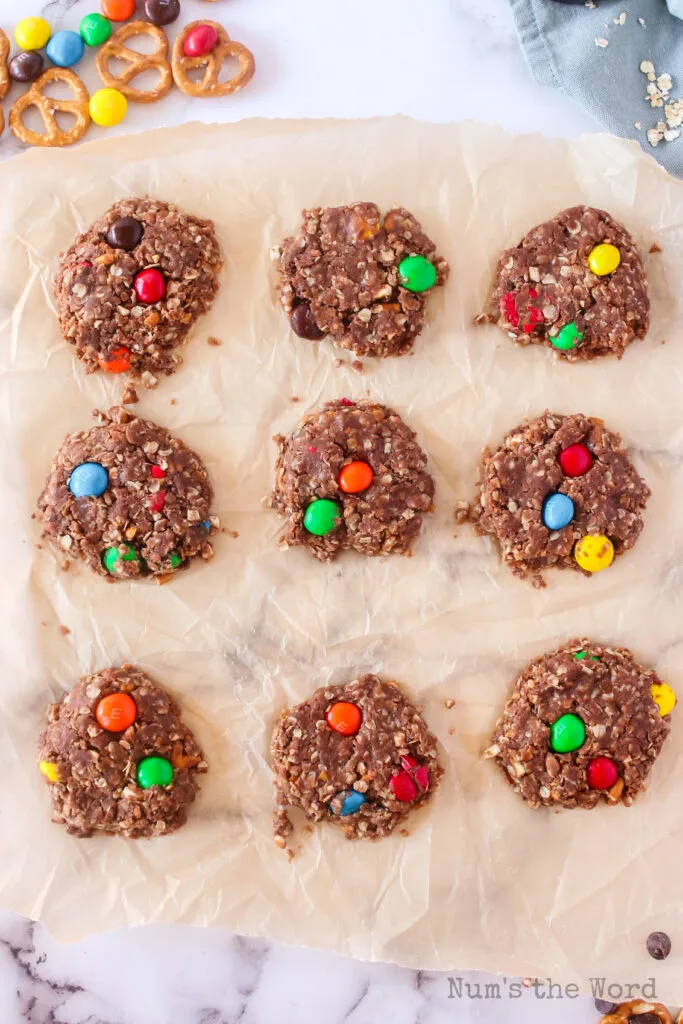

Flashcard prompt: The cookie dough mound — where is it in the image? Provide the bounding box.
[37,406,218,581]
[484,640,673,810]
[271,399,435,561]
[54,197,222,383]
[480,206,649,360]
[271,673,443,843]
[38,666,207,838]
[274,202,449,358]
[470,411,649,587]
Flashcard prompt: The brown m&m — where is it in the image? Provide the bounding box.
[106,216,143,251]
[291,302,324,340]
[144,0,181,26]
[9,50,44,83]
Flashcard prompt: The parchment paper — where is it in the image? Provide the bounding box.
[1,118,683,999]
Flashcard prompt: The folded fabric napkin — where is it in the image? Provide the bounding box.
[509,0,683,177]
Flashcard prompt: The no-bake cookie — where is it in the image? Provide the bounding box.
[484,640,674,810]
[466,411,649,587]
[37,406,218,581]
[54,197,222,383]
[38,665,207,838]
[477,206,649,360]
[270,399,434,561]
[273,202,449,358]
[271,673,442,844]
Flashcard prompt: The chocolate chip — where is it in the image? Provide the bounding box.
[629,1015,663,1024]
[290,302,324,340]
[647,931,672,960]
[595,1000,618,1015]
[9,50,44,83]
[144,0,180,25]
[106,217,144,252]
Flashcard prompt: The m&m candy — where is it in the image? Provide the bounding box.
[559,443,593,477]
[335,791,366,816]
[552,322,583,352]
[390,770,418,802]
[103,543,138,574]
[150,465,165,479]
[169,551,182,569]
[15,17,51,51]
[549,713,585,753]
[136,756,173,789]
[574,651,599,661]
[39,760,59,783]
[101,0,136,21]
[588,243,621,277]
[144,0,181,26]
[586,756,618,791]
[99,346,131,373]
[400,754,429,790]
[149,491,166,513]
[80,13,112,47]
[96,692,137,732]
[303,498,342,536]
[107,217,143,251]
[134,268,166,304]
[9,51,44,83]
[290,302,324,340]
[397,255,437,293]
[183,23,219,57]
[651,682,677,717]
[46,30,85,68]
[338,461,373,494]
[90,88,128,128]
[326,701,362,736]
[68,462,109,498]
[574,534,614,573]
[542,493,574,531]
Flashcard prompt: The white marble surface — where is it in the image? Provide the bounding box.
[0,1,608,1022]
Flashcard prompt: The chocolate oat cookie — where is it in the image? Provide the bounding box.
[38,665,207,838]
[465,411,649,587]
[478,206,649,360]
[37,406,218,581]
[484,640,674,810]
[54,197,222,383]
[273,202,449,358]
[271,673,442,844]
[270,399,434,561]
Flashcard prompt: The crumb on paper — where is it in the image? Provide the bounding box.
[351,359,364,373]
[649,242,662,254]
[333,358,343,368]
[121,385,139,405]
[58,625,70,636]
[207,336,222,346]
[170,398,177,405]
[444,699,455,709]
[290,396,300,403]
[595,37,609,48]
[400,828,410,837]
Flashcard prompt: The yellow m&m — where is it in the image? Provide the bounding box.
[89,88,127,127]
[588,243,621,277]
[39,760,59,783]
[574,534,614,573]
[15,17,51,50]
[651,682,677,717]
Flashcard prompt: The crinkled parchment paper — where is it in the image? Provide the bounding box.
[1,118,683,999]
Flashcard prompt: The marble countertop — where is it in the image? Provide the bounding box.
[0,1,607,1022]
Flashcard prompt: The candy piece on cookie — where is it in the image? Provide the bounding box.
[10,67,90,147]
[96,20,173,103]
[172,20,255,97]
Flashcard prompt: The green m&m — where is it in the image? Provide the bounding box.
[397,255,437,293]
[79,13,112,46]
[103,543,138,575]
[169,551,182,569]
[574,651,600,661]
[303,498,342,536]
[136,756,173,789]
[550,713,586,753]
[552,322,584,352]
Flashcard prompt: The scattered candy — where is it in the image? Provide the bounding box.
[549,712,586,753]
[15,17,51,51]
[89,87,127,127]
[106,216,143,251]
[588,243,621,277]
[559,443,593,477]
[80,13,113,47]
[39,760,59,783]
[183,23,218,58]
[9,51,44,83]
[501,291,520,328]
[647,931,672,961]
[574,534,614,573]
[46,30,85,68]
[103,543,138,574]
[136,755,173,789]
[335,791,366,816]
[149,491,166,512]
[101,0,136,21]
[134,267,166,303]
[586,756,618,790]
[397,254,437,293]
[541,492,574,531]
[99,345,131,373]
[338,461,373,494]
[290,302,324,340]
[553,322,583,351]
[68,462,109,498]
[96,692,137,732]
[169,551,182,569]
[144,0,181,26]
[303,498,342,536]
[150,465,165,479]
[574,651,600,661]
[390,770,418,802]
[651,682,676,717]
[326,701,362,736]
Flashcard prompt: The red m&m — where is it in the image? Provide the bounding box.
[586,756,618,791]
[183,23,218,57]
[559,443,593,477]
[151,465,165,479]
[390,755,429,802]
[134,268,166,304]
[149,491,166,513]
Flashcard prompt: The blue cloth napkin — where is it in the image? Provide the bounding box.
[508,0,683,177]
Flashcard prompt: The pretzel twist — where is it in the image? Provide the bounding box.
[9,68,90,148]
[96,21,173,103]
[600,1000,673,1024]
[0,28,10,102]
[172,21,255,98]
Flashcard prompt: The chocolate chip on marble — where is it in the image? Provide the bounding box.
[290,302,324,340]
[646,931,671,960]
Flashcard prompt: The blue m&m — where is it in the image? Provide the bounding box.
[68,462,109,498]
[335,791,366,816]
[46,30,85,68]
[542,493,574,531]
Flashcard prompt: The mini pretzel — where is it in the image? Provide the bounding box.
[600,1000,673,1024]
[172,21,255,98]
[10,68,90,148]
[96,21,173,103]
[0,28,10,101]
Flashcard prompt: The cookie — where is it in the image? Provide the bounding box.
[54,197,222,384]
[37,406,218,581]
[271,673,442,844]
[270,399,434,561]
[38,665,207,838]
[466,411,649,587]
[477,206,649,360]
[484,640,674,810]
[272,203,449,358]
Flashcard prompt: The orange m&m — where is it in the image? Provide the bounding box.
[338,461,373,494]
[326,701,362,736]
[99,346,131,373]
[101,0,136,21]
[96,692,137,732]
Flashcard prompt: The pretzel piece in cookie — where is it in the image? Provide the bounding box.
[96,21,172,103]
[172,20,255,97]
[600,1000,673,1024]
[10,68,90,148]
[0,28,10,101]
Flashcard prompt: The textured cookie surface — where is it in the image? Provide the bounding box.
[271,399,434,561]
[484,641,671,810]
[54,197,222,383]
[38,666,207,838]
[37,406,218,580]
[274,202,449,357]
[480,206,649,360]
[271,673,442,843]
